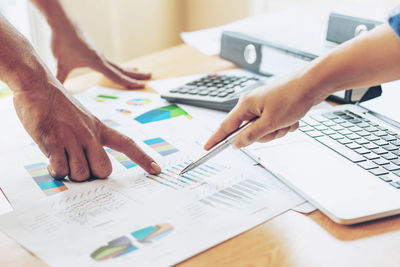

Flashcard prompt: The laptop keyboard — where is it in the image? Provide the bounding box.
[299,109,400,189]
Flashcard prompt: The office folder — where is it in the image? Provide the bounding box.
[220,13,383,104]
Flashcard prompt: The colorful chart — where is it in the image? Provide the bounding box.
[102,119,120,128]
[91,236,138,261]
[126,98,151,106]
[199,178,270,209]
[116,108,132,115]
[24,162,68,196]
[143,137,179,156]
[105,148,137,169]
[0,82,12,98]
[90,223,173,261]
[134,105,192,124]
[147,162,219,189]
[131,223,174,243]
[95,94,118,103]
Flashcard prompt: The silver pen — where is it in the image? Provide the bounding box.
[179,117,257,175]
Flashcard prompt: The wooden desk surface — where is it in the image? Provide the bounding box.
[2,44,400,267]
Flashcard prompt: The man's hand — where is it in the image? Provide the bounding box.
[13,80,161,181]
[0,7,159,182]
[51,25,151,88]
[204,76,322,150]
[31,0,151,88]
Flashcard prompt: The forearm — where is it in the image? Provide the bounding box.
[302,24,400,104]
[30,0,74,33]
[0,13,47,92]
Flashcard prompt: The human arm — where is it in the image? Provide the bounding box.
[205,23,400,150]
[0,13,161,181]
[29,0,151,87]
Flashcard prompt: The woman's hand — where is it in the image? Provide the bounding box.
[204,75,326,150]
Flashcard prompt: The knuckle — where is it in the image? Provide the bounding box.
[71,161,90,181]
[45,137,59,149]
[277,128,289,138]
[245,130,256,143]
[49,165,68,179]
[291,122,300,131]
[79,128,97,143]
[53,165,69,178]
[95,157,112,179]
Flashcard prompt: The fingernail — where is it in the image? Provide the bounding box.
[47,165,55,177]
[151,162,162,174]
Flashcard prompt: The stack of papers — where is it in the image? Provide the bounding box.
[181,5,388,57]
[0,86,307,266]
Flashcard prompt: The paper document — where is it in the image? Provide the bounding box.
[0,86,305,266]
[361,80,400,123]
[181,8,331,56]
[181,5,387,57]
[0,188,12,215]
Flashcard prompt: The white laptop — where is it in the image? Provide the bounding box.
[245,101,400,225]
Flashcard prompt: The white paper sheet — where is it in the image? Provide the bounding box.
[181,8,331,56]
[181,5,388,57]
[361,80,400,124]
[0,87,306,267]
[0,189,12,215]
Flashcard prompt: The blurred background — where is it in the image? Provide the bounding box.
[0,0,399,76]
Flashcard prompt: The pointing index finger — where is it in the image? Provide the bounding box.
[204,106,254,150]
[102,127,161,174]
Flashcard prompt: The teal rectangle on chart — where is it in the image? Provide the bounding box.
[143,137,165,145]
[38,180,65,190]
[131,226,158,241]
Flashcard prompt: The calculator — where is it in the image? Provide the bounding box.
[160,73,267,111]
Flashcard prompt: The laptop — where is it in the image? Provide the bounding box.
[246,100,400,225]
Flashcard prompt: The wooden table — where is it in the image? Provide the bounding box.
[2,44,400,267]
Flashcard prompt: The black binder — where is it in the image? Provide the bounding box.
[220,13,383,104]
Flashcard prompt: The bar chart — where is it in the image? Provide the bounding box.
[135,105,192,124]
[198,178,270,210]
[143,137,179,157]
[95,94,119,103]
[131,223,174,243]
[146,161,221,190]
[126,98,152,106]
[116,108,132,115]
[24,162,68,196]
[105,148,138,169]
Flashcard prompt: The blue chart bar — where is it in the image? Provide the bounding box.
[24,162,68,196]
[146,161,227,189]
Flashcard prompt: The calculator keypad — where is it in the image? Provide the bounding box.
[169,74,260,98]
